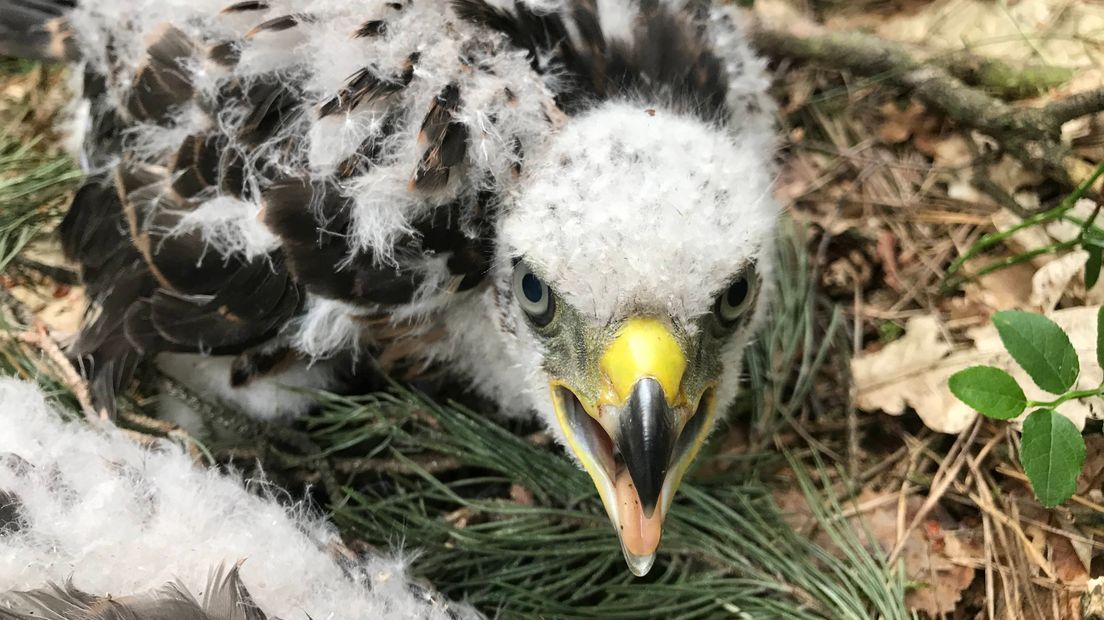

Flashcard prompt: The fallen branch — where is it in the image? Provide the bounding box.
[751,21,1104,191]
[940,53,1073,101]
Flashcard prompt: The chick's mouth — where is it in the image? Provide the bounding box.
[554,384,714,562]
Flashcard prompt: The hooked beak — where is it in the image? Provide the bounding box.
[549,319,717,576]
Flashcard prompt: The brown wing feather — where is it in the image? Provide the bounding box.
[148,257,300,352]
[48,0,562,412]
[412,82,468,191]
[261,177,422,305]
[124,25,196,124]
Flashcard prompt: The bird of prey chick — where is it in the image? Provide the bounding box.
[0,0,779,575]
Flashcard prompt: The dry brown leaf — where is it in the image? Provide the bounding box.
[7,284,84,335]
[1050,533,1088,585]
[989,156,1044,197]
[1084,577,1104,619]
[993,208,1058,268]
[929,134,973,168]
[878,100,927,144]
[988,199,1104,308]
[966,261,1035,312]
[858,493,979,615]
[853,308,1104,433]
[1079,436,1104,495]
[1031,251,1090,312]
[928,133,992,205]
[509,484,535,506]
[1046,199,1099,244]
[852,315,972,433]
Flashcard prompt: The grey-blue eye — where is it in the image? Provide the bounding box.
[522,272,543,303]
[715,268,757,327]
[513,261,555,326]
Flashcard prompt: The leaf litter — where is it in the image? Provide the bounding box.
[757,0,1104,613]
[853,307,1104,432]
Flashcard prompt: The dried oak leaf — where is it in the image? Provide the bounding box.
[853,308,1104,433]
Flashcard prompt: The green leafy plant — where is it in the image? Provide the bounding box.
[943,161,1104,292]
[949,309,1098,507]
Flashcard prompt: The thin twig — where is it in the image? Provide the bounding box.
[116,408,211,464]
[18,324,100,421]
[333,454,463,475]
[887,416,983,564]
[995,464,1104,515]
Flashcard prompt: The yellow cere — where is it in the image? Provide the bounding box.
[599,318,686,406]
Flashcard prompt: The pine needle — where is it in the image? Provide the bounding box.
[311,387,911,618]
[0,133,79,273]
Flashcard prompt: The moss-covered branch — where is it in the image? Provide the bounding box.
[937,52,1073,101]
[752,22,1103,191]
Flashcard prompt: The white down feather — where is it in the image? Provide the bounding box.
[0,378,476,620]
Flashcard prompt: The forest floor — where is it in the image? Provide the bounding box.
[4,0,1104,618]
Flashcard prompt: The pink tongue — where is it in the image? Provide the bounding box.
[615,469,663,556]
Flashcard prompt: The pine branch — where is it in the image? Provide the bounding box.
[0,133,79,272]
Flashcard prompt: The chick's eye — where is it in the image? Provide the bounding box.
[513,261,555,327]
[715,269,757,327]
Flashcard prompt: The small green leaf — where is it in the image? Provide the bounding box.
[1020,409,1085,508]
[948,366,1026,420]
[992,311,1079,394]
[1098,306,1104,373]
[1086,246,1103,289]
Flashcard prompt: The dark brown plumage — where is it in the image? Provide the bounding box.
[244,14,310,38]
[0,490,21,536]
[413,83,469,191]
[125,25,195,124]
[317,53,417,119]
[0,0,747,421]
[452,0,730,117]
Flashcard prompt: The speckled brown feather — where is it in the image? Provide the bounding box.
[317,53,417,118]
[125,25,195,124]
[412,83,468,191]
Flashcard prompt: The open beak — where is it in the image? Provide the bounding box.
[549,318,717,577]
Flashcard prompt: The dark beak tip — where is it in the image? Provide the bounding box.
[620,378,676,518]
[640,488,662,519]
